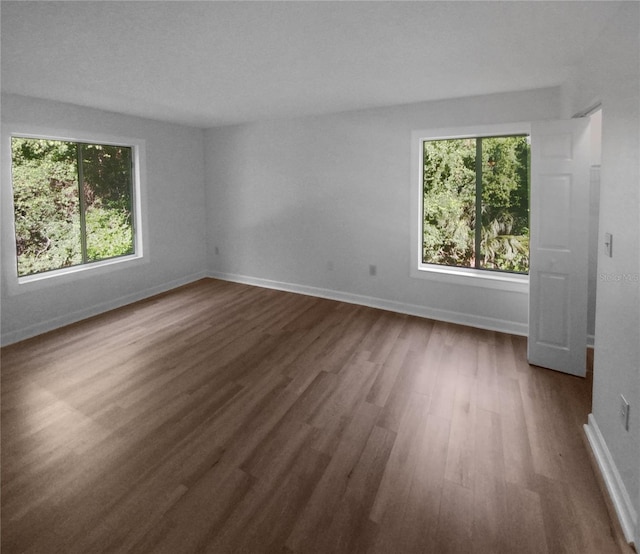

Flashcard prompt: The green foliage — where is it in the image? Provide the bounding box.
[11,137,134,277]
[423,138,476,267]
[423,135,529,273]
[86,206,134,261]
[81,143,133,209]
[12,138,81,276]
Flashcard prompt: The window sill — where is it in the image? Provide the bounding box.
[411,263,529,293]
[8,254,146,296]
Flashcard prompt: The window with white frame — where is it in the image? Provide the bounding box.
[9,134,143,280]
[412,125,531,283]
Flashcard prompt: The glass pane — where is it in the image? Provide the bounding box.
[479,136,530,273]
[81,144,134,262]
[11,137,81,276]
[422,138,476,268]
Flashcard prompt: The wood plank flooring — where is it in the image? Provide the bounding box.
[1,278,625,553]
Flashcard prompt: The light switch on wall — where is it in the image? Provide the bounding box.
[604,233,613,257]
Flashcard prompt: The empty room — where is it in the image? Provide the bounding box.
[1,1,638,553]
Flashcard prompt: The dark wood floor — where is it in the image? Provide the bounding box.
[1,278,625,553]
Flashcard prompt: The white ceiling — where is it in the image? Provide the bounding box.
[1,1,622,128]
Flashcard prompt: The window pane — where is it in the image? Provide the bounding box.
[479,136,530,273]
[422,138,476,268]
[11,138,81,276]
[81,144,135,262]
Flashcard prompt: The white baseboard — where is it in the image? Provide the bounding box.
[1,271,209,346]
[208,270,529,337]
[584,413,637,544]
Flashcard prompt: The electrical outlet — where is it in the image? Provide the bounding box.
[369,264,377,277]
[620,394,630,431]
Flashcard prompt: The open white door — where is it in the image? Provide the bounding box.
[528,119,590,376]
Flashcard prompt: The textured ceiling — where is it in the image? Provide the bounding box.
[1,1,622,128]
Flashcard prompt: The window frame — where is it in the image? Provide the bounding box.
[2,124,148,295]
[410,122,530,292]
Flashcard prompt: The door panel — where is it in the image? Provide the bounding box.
[528,119,590,376]
[537,272,568,347]
[538,175,572,249]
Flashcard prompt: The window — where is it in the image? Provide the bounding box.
[420,133,530,275]
[10,136,139,278]
[411,123,530,282]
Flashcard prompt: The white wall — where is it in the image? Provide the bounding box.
[1,94,208,345]
[205,88,561,335]
[562,2,640,544]
[587,109,602,343]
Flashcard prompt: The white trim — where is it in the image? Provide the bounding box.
[1,124,149,296]
[0,271,208,346]
[10,254,149,294]
[584,413,637,544]
[208,271,529,336]
[1,270,530,347]
[413,264,529,293]
[413,122,532,142]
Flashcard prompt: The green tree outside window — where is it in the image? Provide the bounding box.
[422,135,530,274]
[11,137,135,277]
